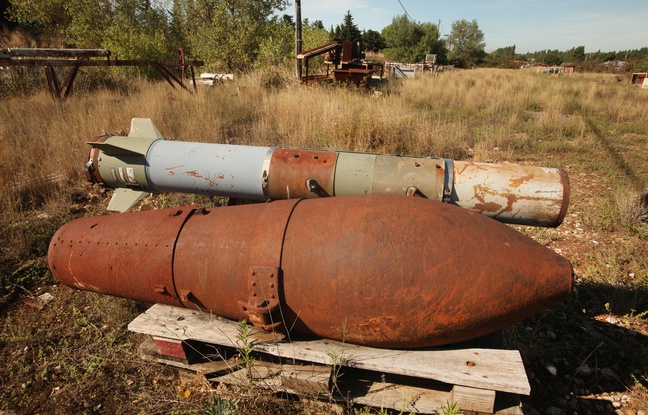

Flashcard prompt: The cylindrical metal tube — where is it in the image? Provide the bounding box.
[0,48,111,59]
[452,161,570,226]
[84,118,570,226]
[267,148,337,198]
[49,195,573,348]
[145,140,273,199]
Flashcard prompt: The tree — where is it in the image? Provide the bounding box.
[299,20,332,74]
[7,0,75,39]
[101,0,172,62]
[381,15,446,63]
[634,55,648,72]
[255,17,294,68]
[311,19,324,30]
[542,49,563,65]
[491,45,516,60]
[331,10,362,42]
[303,21,330,50]
[362,29,386,53]
[0,0,17,29]
[253,14,329,69]
[6,0,174,59]
[281,13,294,26]
[484,45,518,68]
[572,45,586,62]
[168,0,188,49]
[184,0,289,71]
[446,19,485,68]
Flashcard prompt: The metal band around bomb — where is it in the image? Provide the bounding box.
[443,158,454,203]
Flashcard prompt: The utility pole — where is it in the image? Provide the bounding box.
[295,0,302,81]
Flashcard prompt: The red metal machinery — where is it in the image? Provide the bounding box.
[297,40,382,86]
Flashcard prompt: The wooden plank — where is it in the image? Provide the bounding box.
[138,337,242,375]
[210,363,452,414]
[148,348,520,415]
[348,380,451,414]
[450,385,495,413]
[152,336,187,360]
[128,304,283,346]
[281,364,331,395]
[211,364,282,387]
[489,392,523,415]
[128,304,530,395]
[210,361,332,397]
[252,341,529,395]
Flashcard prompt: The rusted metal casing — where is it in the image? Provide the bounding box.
[267,148,337,198]
[85,119,569,226]
[451,161,570,226]
[49,195,573,349]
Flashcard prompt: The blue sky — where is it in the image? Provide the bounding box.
[289,0,648,53]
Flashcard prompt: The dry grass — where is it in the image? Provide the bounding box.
[3,68,646,217]
[1,67,647,414]
[2,67,646,287]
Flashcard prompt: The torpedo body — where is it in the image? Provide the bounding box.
[48,195,573,349]
[85,118,569,227]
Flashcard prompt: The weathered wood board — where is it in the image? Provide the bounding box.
[129,304,528,414]
[129,304,530,395]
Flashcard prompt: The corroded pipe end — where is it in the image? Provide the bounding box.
[554,168,571,227]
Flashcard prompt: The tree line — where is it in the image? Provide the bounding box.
[1,0,646,73]
[0,0,486,70]
[488,44,648,70]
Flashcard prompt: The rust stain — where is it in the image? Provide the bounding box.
[472,182,567,223]
[473,202,503,213]
[165,165,187,176]
[508,173,535,189]
[183,170,222,188]
[267,148,337,199]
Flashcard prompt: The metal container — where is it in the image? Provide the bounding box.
[49,195,573,348]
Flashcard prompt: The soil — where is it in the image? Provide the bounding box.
[1,169,647,415]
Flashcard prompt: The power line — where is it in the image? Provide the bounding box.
[396,0,414,23]
[438,19,446,37]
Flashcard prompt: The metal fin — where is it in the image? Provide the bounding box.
[128,118,164,139]
[107,188,150,212]
[86,137,147,156]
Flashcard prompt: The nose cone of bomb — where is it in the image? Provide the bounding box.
[278,196,573,348]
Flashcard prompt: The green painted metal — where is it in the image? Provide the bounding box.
[334,152,376,196]
[94,135,159,193]
[371,155,446,199]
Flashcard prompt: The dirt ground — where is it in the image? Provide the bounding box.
[1,169,647,415]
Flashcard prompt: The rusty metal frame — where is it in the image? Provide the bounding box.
[296,41,382,86]
[1,47,203,100]
[296,41,342,84]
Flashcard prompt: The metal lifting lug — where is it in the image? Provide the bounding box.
[406,186,422,197]
[154,284,168,295]
[305,178,331,197]
[238,266,283,332]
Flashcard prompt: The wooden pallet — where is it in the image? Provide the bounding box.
[129,304,528,414]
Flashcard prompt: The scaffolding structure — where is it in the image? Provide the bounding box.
[0,47,203,100]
